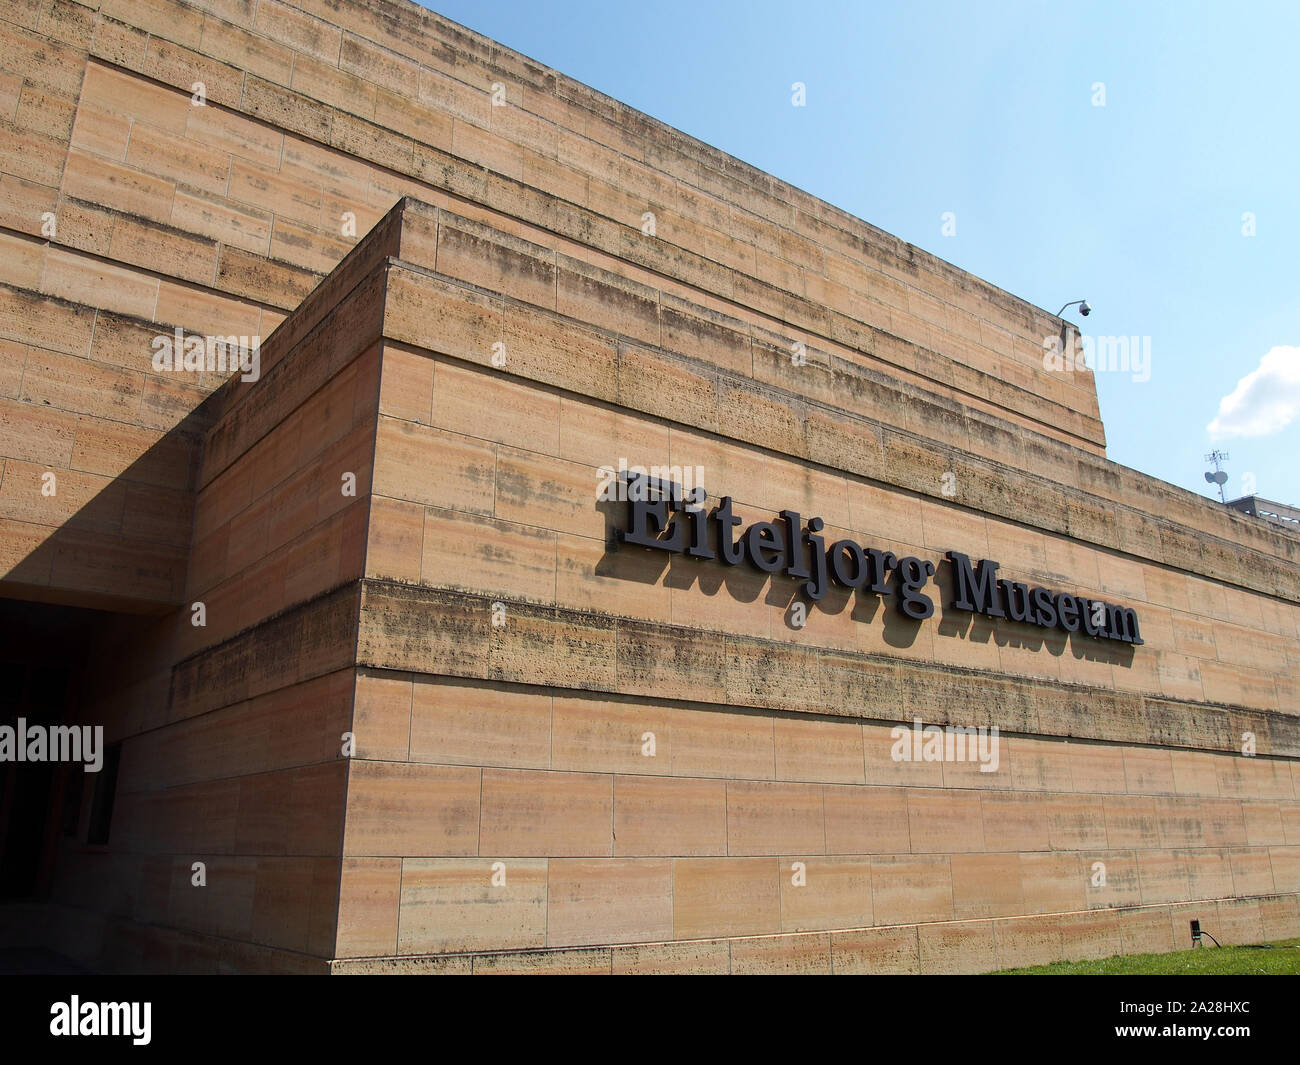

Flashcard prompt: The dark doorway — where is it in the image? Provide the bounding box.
[0,599,104,900]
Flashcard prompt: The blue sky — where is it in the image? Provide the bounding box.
[421,0,1300,507]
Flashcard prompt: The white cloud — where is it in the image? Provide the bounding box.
[1207,345,1300,438]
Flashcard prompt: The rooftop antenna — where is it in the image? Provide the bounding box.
[1204,449,1230,503]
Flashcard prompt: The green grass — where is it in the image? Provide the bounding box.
[994,937,1300,974]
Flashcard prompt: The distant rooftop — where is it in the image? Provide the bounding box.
[1224,495,1300,531]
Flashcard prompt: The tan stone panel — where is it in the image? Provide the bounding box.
[1084,850,1142,909]
[410,678,551,770]
[0,458,125,531]
[611,939,731,975]
[1242,801,1287,846]
[1104,795,1161,849]
[107,217,221,291]
[1214,754,1254,800]
[862,721,944,787]
[125,120,231,199]
[718,378,808,462]
[555,532,673,624]
[926,619,1001,672]
[336,857,400,958]
[1062,739,1129,794]
[951,853,1024,919]
[343,761,480,857]
[556,397,670,472]
[1015,851,1085,913]
[41,248,159,321]
[668,557,772,643]
[383,270,503,366]
[1198,798,1249,847]
[830,925,920,974]
[778,856,872,932]
[1267,846,1300,893]
[845,483,921,550]
[1152,796,1211,849]
[1058,909,1121,962]
[375,86,453,153]
[993,913,1064,969]
[822,784,911,854]
[660,292,752,375]
[270,215,354,274]
[489,601,617,692]
[1201,660,1279,713]
[365,495,423,583]
[768,577,859,657]
[398,857,546,954]
[557,259,659,346]
[186,100,285,167]
[730,932,833,974]
[1044,793,1107,850]
[978,791,1049,852]
[1184,848,1234,900]
[1115,906,1176,955]
[79,60,189,133]
[450,117,523,181]
[1169,749,1221,797]
[1008,735,1073,792]
[907,789,985,853]
[419,508,556,605]
[372,416,495,514]
[436,216,557,308]
[546,858,673,947]
[0,229,42,290]
[611,624,728,723]
[1228,847,1277,897]
[1215,897,1265,945]
[939,734,1011,792]
[1259,895,1300,940]
[0,396,76,467]
[672,856,780,939]
[493,443,603,539]
[613,775,727,857]
[1248,757,1296,800]
[1124,746,1177,795]
[617,342,719,436]
[479,768,612,857]
[725,779,825,856]
[69,100,131,161]
[1283,801,1300,845]
[431,358,560,454]
[870,854,953,924]
[290,51,376,121]
[726,639,824,715]
[351,670,411,762]
[918,920,997,974]
[502,302,619,401]
[1136,850,1190,905]
[552,695,670,776]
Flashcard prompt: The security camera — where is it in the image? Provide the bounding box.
[1079,301,1091,316]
